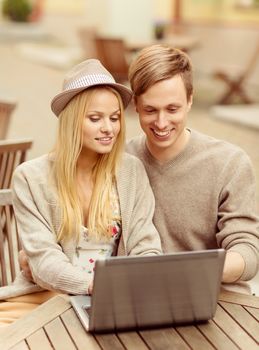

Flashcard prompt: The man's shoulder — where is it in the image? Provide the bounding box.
[192,129,248,158]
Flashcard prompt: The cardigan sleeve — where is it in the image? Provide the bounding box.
[117,155,162,256]
[216,149,259,281]
[12,165,93,295]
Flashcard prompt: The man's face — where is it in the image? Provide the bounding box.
[135,75,192,161]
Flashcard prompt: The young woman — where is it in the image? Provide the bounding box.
[0,59,161,325]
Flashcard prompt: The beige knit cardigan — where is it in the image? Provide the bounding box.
[0,153,161,299]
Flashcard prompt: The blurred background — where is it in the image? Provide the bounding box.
[0,0,259,290]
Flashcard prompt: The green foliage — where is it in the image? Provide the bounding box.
[2,0,32,22]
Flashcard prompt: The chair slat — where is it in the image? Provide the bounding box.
[6,205,16,280]
[0,101,16,140]
[0,222,8,286]
[0,189,21,286]
[0,189,12,205]
[4,152,14,188]
[0,139,33,190]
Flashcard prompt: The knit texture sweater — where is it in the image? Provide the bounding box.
[126,129,259,281]
[0,153,161,299]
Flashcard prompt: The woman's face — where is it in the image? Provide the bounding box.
[82,89,121,157]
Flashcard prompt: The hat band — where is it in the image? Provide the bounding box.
[64,74,115,91]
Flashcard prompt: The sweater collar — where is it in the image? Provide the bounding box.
[143,128,196,169]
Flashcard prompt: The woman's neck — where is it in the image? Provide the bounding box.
[77,151,99,175]
[76,154,98,226]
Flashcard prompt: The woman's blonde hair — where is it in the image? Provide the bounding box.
[51,86,125,243]
[128,44,193,102]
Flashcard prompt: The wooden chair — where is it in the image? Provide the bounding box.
[0,189,21,286]
[0,139,33,189]
[94,36,129,83]
[0,101,16,139]
[214,40,259,104]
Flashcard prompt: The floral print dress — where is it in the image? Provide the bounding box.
[73,186,121,275]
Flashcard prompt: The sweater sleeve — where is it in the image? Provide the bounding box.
[12,165,92,295]
[117,155,162,256]
[216,149,259,281]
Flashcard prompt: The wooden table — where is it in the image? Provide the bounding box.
[0,290,259,350]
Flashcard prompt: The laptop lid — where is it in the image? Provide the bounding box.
[71,249,226,332]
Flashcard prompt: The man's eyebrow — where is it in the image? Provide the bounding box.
[167,103,182,107]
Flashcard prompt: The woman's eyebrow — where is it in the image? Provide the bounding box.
[87,109,120,115]
[110,109,120,115]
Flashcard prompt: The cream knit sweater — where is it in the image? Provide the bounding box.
[0,153,161,299]
[127,129,259,281]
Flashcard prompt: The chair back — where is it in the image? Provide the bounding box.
[0,139,33,189]
[243,38,259,80]
[0,101,16,139]
[0,189,21,286]
[94,37,129,82]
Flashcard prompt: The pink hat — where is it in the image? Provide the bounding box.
[51,59,132,117]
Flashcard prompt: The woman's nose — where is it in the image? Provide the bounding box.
[101,120,112,133]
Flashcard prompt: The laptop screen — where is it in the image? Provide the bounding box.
[86,249,226,332]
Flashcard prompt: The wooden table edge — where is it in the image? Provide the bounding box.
[219,290,259,308]
[0,294,71,350]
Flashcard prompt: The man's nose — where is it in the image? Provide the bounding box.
[154,112,169,129]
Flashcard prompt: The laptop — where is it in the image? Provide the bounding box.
[70,249,226,333]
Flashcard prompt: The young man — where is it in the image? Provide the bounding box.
[126,44,259,288]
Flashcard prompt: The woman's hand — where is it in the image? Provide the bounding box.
[19,248,95,294]
[18,250,33,282]
[88,281,93,295]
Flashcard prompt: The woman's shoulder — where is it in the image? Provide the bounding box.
[14,154,51,174]
[13,154,52,185]
[117,152,147,183]
[12,154,57,203]
[121,152,145,169]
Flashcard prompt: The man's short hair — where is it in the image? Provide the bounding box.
[128,44,193,101]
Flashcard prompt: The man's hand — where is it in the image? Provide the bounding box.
[222,251,245,283]
[18,250,33,282]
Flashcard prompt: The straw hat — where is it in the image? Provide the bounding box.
[51,59,132,116]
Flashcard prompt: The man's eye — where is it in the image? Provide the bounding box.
[168,108,178,113]
[144,109,155,114]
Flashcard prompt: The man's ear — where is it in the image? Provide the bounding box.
[187,95,193,111]
[134,96,139,113]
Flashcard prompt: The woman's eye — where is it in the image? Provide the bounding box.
[89,116,99,122]
[110,115,120,122]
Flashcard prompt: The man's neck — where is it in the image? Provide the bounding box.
[146,128,191,163]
